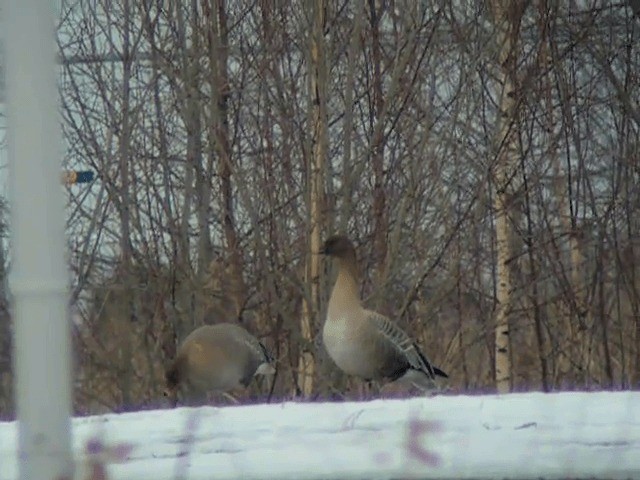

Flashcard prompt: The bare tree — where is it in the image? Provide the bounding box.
[297,0,329,398]
[489,0,528,394]
[2,0,638,416]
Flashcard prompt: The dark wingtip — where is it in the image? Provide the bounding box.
[433,366,449,379]
[414,344,448,379]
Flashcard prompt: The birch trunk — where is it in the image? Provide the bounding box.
[298,0,328,397]
[491,0,526,394]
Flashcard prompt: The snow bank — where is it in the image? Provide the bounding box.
[1,391,638,479]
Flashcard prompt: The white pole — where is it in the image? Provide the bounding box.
[3,1,74,480]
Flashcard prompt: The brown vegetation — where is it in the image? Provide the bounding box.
[1,1,639,417]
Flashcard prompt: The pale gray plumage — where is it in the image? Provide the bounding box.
[320,235,448,391]
[165,323,275,397]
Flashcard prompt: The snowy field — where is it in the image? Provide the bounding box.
[1,391,639,479]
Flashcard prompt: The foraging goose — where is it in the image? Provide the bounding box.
[320,235,448,392]
[164,323,275,398]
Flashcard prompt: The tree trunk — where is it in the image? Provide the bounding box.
[0,219,12,417]
[174,0,200,336]
[367,0,388,288]
[298,0,328,397]
[205,0,245,320]
[532,0,556,392]
[194,0,213,281]
[339,0,364,232]
[522,159,550,392]
[490,0,526,394]
[117,0,135,409]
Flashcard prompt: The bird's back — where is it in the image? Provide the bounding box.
[178,323,270,391]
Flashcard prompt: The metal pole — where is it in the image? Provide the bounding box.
[4,1,74,479]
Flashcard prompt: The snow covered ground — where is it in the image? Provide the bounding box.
[1,391,639,479]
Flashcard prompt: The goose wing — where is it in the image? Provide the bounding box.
[368,311,437,380]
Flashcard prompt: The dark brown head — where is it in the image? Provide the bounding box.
[319,235,356,258]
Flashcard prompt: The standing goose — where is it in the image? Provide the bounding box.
[320,235,448,392]
[164,323,275,401]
